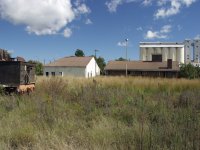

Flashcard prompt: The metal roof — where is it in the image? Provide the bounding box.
[45,56,93,67]
[105,61,180,71]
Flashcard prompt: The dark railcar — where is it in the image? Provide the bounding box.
[0,61,35,93]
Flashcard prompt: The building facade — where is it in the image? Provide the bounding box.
[140,42,185,63]
[44,56,100,78]
[140,39,200,65]
[105,60,180,78]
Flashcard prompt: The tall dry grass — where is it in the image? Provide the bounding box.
[0,76,200,149]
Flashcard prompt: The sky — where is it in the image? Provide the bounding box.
[0,0,200,63]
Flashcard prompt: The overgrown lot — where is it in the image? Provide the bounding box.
[0,77,200,149]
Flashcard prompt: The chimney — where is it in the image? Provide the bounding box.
[167,59,172,69]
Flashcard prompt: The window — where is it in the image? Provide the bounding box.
[51,72,55,76]
[46,72,49,77]
[59,72,63,76]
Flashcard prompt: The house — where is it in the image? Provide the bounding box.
[44,56,100,78]
[104,59,180,78]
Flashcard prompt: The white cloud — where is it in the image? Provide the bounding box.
[105,0,136,12]
[194,34,200,40]
[85,19,93,25]
[155,0,196,19]
[142,0,153,6]
[117,41,127,47]
[145,25,172,39]
[0,0,90,37]
[137,27,143,31]
[63,27,72,38]
[105,0,196,18]
[160,25,171,33]
[73,3,91,15]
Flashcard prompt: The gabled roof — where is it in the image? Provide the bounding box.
[45,56,93,67]
[105,61,180,71]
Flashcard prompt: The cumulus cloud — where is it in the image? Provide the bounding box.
[145,25,172,39]
[155,0,196,19]
[85,19,93,25]
[0,0,90,37]
[105,0,136,12]
[63,27,72,38]
[106,0,196,19]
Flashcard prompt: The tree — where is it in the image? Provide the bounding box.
[90,55,106,74]
[115,57,127,61]
[179,63,198,79]
[75,49,85,57]
[28,60,43,76]
[96,57,106,74]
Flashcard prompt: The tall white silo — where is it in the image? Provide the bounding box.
[162,47,168,61]
[176,48,180,62]
[147,47,153,61]
[140,47,144,61]
[142,48,147,61]
[180,47,185,64]
[170,47,176,61]
[156,47,162,54]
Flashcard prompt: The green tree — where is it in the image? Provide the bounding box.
[28,60,43,76]
[75,49,85,57]
[115,57,127,61]
[96,57,106,74]
[179,63,198,79]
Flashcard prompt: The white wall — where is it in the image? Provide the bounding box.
[44,67,85,77]
[85,57,100,78]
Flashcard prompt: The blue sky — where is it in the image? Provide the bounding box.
[0,0,199,63]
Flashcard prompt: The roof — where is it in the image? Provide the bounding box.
[45,56,93,67]
[105,61,180,71]
[140,42,184,45]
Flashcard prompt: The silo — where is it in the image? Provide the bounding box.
[170,47,176,61]
[156,47,162,54]
[176,48,180,62]
[180,47,184,64]
[148,47,154,61]
[142,48,147,61]
[162,47,168,61]
[140,47,143,61]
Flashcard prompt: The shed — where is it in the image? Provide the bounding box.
[104,60,180,78]
[44,56,100,78]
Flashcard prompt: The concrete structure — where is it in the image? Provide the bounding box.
[140,42,185,63]
[194,39,200,63]
[184,40,193,63]
[105,59,180,78]
[140,39,200,65]
[44,56,100,78]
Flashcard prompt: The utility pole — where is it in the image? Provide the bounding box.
[94,49,99,77]
[125,39,128,77]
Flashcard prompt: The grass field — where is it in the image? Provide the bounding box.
[0,76,200,149]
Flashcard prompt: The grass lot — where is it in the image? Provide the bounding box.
[0,76,200,149]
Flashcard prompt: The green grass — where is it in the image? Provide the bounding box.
[0,76,200,149]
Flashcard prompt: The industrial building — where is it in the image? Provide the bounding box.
[44,56,100,78]
[140,39,200,65]
[140,42,185,63]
